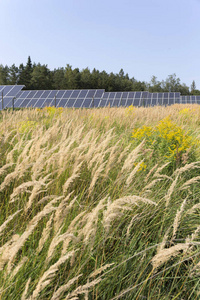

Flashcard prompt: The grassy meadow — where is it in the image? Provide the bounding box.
[1,105,200,299]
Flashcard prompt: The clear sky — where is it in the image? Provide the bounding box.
[0,0,200,89]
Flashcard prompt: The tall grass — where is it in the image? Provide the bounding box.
[1,105,200,299]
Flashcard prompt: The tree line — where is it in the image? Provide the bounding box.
[0,56,199,95]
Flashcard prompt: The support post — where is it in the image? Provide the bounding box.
[12,97,15,111]
[2,91,3,110]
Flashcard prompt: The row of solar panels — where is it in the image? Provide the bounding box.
[1,85,200,109]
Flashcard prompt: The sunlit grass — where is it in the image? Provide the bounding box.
[1,105,200,299]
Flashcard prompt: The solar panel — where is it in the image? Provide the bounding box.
[0,85,24,109]
[2,85,199,109]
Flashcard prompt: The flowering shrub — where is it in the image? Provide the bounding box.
[18,119,39,133]
[132,116,194,166]
[43,106,63,117]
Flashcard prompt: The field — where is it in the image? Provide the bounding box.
[1,105,200,299]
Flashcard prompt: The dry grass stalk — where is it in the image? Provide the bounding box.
[172,197,188,240]
[174,161,200,175]
[54,193,77,234]
[144,178,164,191]
[21,278,31,300]
[151,243,189,270]
[156,228,170,254]
[0,161,31,192]
[0,209,22,236]
[126,215,139,240]
[153,162,170,178]
[79,198,107,245]
[180,176,200,190]
[144,163,158,182]
[63,162,83,194]
[24,174,53,212]
[165,175,179,207]
[88,162,106,196]
[64,278,101,300]
[116,144,131,165]
[103,195,157,233]
[9,256,28,279]
[51,275,82,300]
[29,251,76,300]
[0,163,14,176]
[37,214,54,253]
[121,139,145,173]
[125,159,144,186]
[9,182,37,203]
[0,199,59,272]
[47,230,78,262]
[186,225,200,244]
[89,263,114,278]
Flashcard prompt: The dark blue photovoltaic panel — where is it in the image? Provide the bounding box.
[3,97,12,107]
[102,92,109,100]
[119,99,126,106]
[127,99,134,106]
[99,100,107,107]
[35,99,46,107]
[48,90,57,98]
[113,99,120,107]
[6,85,24,97]
[57,99,67,107]
[63,90,73,98]
[94,90,105,97]
[20,99,31,108]
[2,85,199,109]
[107,100,114,107]
[83,98,92,108]
[41,91,51,98]
[128,92,135,99]
[86,90,96,97]
[43,99,54,107]
[121,92,128,99]
[74,99,84,108]
[93,99,100,107]
[26,91,36,98]
[163,97,168,105]
[133,99,139,106]
[152,98,157,106]
[33,91,44,98]
[2,86,14,95]
[146,97,151,106]
[66,99,76,107]
[78,90,88,98]
[135,92,142,98]
[70,90,80,98]
[115,92,122,98]
[27,100,36,107]
[56,90,65,98]
[142,91,149,97]
[17,91,30,98]
[108,92,116,99]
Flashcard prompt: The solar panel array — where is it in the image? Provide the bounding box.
[0,85,24,109]
[1,85,200,109]
[179,95,200,104]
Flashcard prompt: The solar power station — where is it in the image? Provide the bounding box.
[0,85,200,110]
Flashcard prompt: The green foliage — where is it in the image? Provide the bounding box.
[132,116,195,167]
[1,57,200,94]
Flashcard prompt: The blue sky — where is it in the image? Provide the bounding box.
[0,0,200,89]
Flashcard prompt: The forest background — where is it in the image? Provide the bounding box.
[0,56,199,95]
